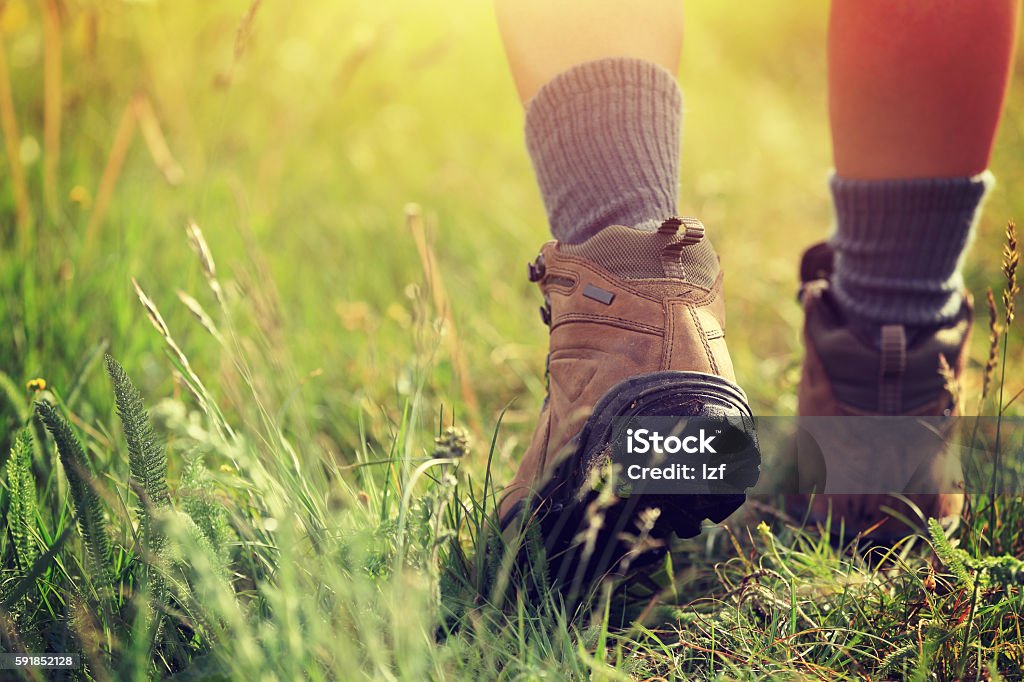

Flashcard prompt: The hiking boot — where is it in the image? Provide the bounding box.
[793,242,968,540]
[499,218,759,594]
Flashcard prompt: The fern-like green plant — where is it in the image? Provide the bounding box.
[180,453,234,576]
[2,429,45,655]
[105,355,170,543]
[6,427,39,572]
[105,354,177,646]
[928,518,1024,588]
[928,519,976,591]
[34,399,112,586]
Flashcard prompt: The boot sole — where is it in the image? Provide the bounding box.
[512,371,759,597]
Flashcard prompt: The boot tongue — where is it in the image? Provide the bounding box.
[558,218,720,288]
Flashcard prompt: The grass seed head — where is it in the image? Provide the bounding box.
[982,287,1001,402]
[938,353,960,409]
[185,219,225,305]
[185,219,217,280]
[432,426,470,459]
[1002,220,1019,326]
[132,277,171,340]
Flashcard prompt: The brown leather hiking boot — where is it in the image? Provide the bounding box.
[499,218,758,592]
[793,242,968,540]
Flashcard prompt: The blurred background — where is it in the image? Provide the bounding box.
[3,3,1024,677]
[2,0,1022,482]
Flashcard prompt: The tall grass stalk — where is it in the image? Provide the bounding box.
[988,221,1018,549]
[0,31,32,243]
[83,95,139,259]
[38,0,62,221]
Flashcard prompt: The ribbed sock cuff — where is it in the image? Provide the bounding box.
[829,171,993,330]
[525,58,682,244]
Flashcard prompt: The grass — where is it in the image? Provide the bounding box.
[1,0,1024,679]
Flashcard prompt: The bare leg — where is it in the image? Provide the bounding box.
[797,1,1020,539]
[824,0,1019,340]
[829,0,1019,179]
[495,0,683,105]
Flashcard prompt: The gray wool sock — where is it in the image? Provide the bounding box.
[829,172,993,342]
[524,57,719,286]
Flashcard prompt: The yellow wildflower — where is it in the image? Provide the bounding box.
[69,185,92,209]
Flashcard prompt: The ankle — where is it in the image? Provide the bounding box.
[828,172,992,345]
